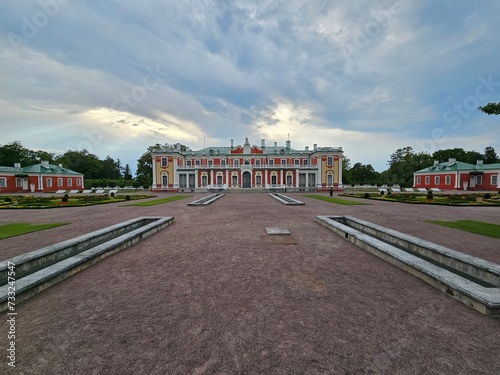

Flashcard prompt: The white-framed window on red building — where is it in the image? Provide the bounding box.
[476,175,483,185]
[46,178,52,187]
[58,178,63,187]
[425,176,430,185]
[68,178,72,187]
[492,175,498,186]
[16,178,22,187]
[416,176,421,185]
[76,178,81,186]
[0,178,6,188]
[161,157,168,167]
[434,176,440,185]
[445,176,451,185]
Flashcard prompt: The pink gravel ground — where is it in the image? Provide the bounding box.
[1,192,500,374]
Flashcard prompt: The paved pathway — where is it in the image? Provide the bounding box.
[1,192,499,374]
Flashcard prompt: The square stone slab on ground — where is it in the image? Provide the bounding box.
[265,227,290,235]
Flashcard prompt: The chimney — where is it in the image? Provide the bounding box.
[261,139,265,148]
[477,160,483,165]
[305,146,309,151]
[448,158,456,165]
[41,160,49,167]
[14,162,21,168]
[231,139,234,148]
[59,163,63,168]
[286,140,291,149]
[274,141,277,147]
[313,144,317,150]
[433,160,439,165]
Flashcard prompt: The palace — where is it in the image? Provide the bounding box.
[151,138,343,192]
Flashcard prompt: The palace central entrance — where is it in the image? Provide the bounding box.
[243,171,251,188]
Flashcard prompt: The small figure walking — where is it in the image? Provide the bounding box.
[329,187,333,197]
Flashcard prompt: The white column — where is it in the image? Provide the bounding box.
[338,157,343,188]
[497,172,500,188]
[296,169,300,188]
[226,170,229,187]
[280,170,284,187]
[211,170,214,186]
[454,171,460,189]
[152,157,157,188]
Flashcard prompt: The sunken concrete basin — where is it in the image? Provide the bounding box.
[269,193,305,205]
[188,193,224,206]
[316,215,500,317]
[0,216,174,312]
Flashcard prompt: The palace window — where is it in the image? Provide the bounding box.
[327,173,333,186]
[327,156,333,166]
[476,175,483,185]
[492,175,498,185]
[187,160,192,167]
[161,157,168,167]
[58,178,63,187]
[46,178,52,187]
[445,176,451,185]
[244,159,250,165]
[434,176,440,185]
[271,175,277,185]
[281,159,287,166]
[234,159,240,167]
[255,159,261,166]
[68,178,72,187]
[217,175,223,185]
[294,159,300,165]
[201,175,208,187]
[256,175,262,186]
[425,176,430,185]
[0,178,7,188]
[232,175,238,186]
[268,159,274,166]
[208,159,213,167]
[221,159,226,167]
[303,159,309,166]
[16,178,22,187]
[195,159,200,166]
[286,175,293,186]
[162,174,168,186]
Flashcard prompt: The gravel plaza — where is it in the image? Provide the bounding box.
[1,192,500,374]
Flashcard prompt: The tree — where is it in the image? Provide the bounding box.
[136,144,161,186]
[478,102,500,115]
[483,146,499,164]
[0,141,32,166]
[350,163,379,185]
[387,146,433,186]
[431,148,482,165]
[123,164,133,180]
[101,155,121,179]
[55,150,102,178]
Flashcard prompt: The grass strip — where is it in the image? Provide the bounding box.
[302,194,370,205]
[426,220,500,238]
[0,222,69,240]
[122,195,190,206]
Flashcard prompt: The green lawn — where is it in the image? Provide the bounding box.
[122,195,190,206]
[302,194,370,205]
[0,222,69,240]
[426,220,500,238]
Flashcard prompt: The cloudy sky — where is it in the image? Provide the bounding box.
[1,0,499,173]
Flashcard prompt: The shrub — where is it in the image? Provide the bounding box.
[426,190,433,200]
[125,195,131,201]
[379,190,384,196]
[110,192,115,197]
[484,193,491,199]
[364,193,370,199]
[61,196,69,203]
[4,197,12,202]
